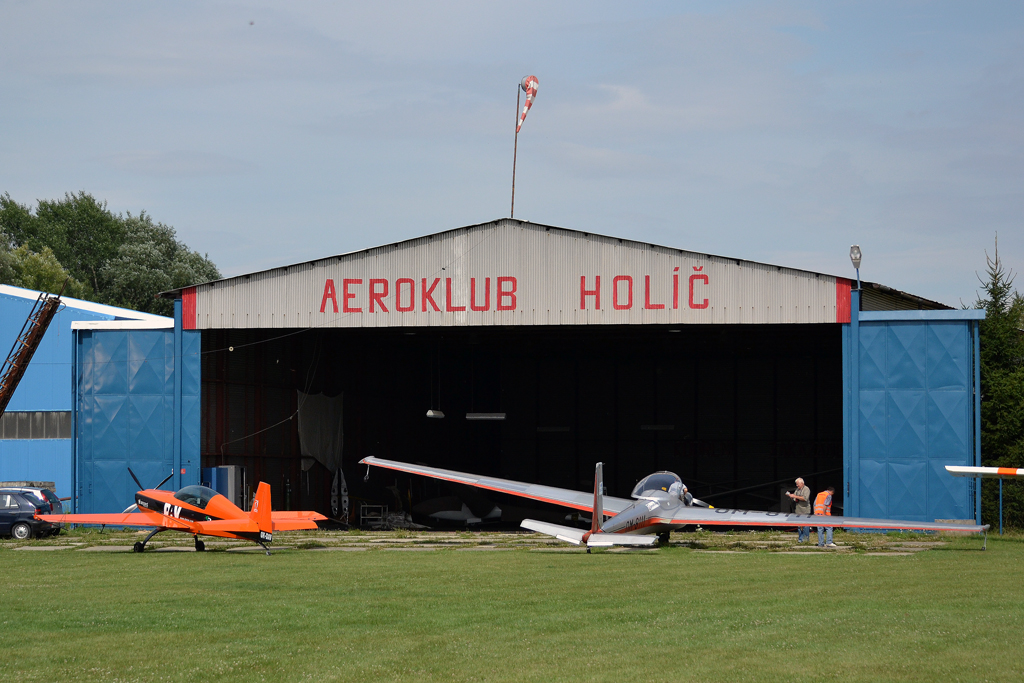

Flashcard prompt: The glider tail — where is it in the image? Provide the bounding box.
[591,462,604,534]
[250,481,273,543]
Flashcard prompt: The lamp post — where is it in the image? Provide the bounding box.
[849,245,862,290]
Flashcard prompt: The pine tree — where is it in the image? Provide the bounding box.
[976,240,1024,528]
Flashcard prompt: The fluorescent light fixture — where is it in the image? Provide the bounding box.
[426,410,445,419]
[466,413,506,421]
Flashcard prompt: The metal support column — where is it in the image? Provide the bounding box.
[973,319,983,525]
[173,299,183,491]
[849,288,861,517]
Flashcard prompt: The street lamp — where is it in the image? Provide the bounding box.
[849,245,862,290]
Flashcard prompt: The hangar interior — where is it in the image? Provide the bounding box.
[201,322,843,520]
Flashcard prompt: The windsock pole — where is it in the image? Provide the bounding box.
[511,85,521,218]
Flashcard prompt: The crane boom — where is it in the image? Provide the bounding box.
[0,286,65,416]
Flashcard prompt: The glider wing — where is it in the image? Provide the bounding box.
[360,456,635,514]
[660,505,988,533]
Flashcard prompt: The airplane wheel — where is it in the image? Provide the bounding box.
[195,540,205,552]
[133,542,145,553]
[658,532,671,545]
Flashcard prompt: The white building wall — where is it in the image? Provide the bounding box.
[189,220,848,329]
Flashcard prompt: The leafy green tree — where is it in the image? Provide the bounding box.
[976,245,1024,528]
[0,241,90,299]
[33,192,125,294]
[100,212,220,316]
[0,192,219,316]
[0,194,36,248]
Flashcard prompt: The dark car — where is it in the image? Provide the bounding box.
[0,492,57,539]
[0,487,63,536]
[0,487,63,514]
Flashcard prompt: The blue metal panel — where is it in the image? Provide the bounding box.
[75,327,198,513]
[858,458,887,517]
[888,461,927,519]
[0,439,74,498]
[846,316,977,523]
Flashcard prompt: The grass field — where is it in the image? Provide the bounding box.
[1,529,1020,682]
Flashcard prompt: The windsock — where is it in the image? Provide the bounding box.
[516,75,539,133]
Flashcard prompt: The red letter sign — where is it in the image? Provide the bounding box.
[422,278,441,312]
[369,279,389,313]
[470,277,490,311]
[612,276,633,310]
[580,276,600,310]
[343,279,362,313]
[320,279,338,313]
[497,277,517,311]
[445,278,466,312]
[395,278,415,312]
[689,267,709,309]
[644,275,664,310]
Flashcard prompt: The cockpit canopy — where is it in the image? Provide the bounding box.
[174,485,220,510]
[631,472,683,498]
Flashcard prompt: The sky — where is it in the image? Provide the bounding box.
[2,1,1022,307]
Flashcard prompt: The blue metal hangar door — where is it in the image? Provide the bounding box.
[73,301,201,514]
[844,291,985,524]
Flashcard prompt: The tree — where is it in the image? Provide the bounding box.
[0,239,90,299]
[33,192,125,294]
[0,192,219,316]
[976,243,1024,528]
[99,212,220,316]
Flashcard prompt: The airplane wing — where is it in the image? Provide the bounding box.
[658,506,989,533]
[946,465,1024,478]
[36,511,192,530]
[360,456,636,514]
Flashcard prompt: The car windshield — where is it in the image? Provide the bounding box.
[630,472,683,498]
[173,485,219,509]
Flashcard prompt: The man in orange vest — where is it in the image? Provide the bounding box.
[814,486,837,547]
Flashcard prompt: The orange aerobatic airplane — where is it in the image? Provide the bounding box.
[37,468,327,554]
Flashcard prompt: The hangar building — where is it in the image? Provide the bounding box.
[0,284,170,500]
[79,219,984,524]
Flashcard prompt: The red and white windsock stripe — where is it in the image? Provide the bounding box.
[946,465,1024,478]
[516,75,539,133]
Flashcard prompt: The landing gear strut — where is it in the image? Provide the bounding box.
[257,540,272,556]
[133,528,167,553]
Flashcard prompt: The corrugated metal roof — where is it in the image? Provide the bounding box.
[161,218,947,330]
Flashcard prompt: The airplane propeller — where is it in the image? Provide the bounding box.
[128,466,174,491]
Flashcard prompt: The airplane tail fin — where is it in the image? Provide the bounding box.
[591,462,604,535]
[250,482,273,542]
